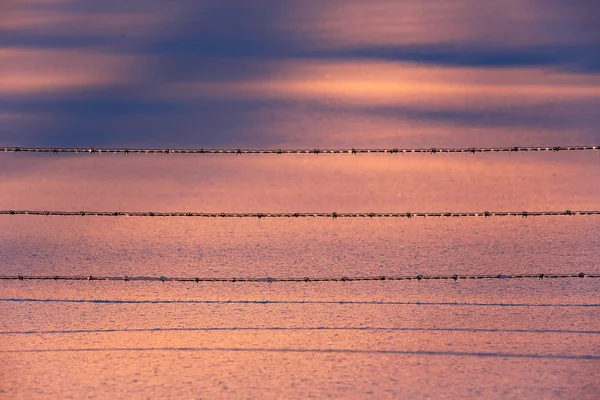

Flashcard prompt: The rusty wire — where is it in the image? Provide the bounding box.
[0,209,598,218]
[1,145,598,155]
[2,272,597,283]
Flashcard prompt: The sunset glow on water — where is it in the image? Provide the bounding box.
[1,0,599,398]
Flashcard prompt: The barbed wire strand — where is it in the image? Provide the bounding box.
[1,210,599,218]
[1,273,598,283]
[1,145,598,155]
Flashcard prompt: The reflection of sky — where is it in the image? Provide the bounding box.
[1,1,599,219]
[2,5,600,396]
[1,0,599,148]
[1,0,599,223]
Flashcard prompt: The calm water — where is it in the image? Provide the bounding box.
[2,0,600,396]
[1,279,599,398]
[1,155,599,398]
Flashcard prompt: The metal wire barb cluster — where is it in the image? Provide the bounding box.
[2,273,598,283]
[1,209,599,218]
[1,145,598,155]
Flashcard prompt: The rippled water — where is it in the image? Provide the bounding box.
[1,205,599,398]
[2,0,600,396]
[2,279,600,398]
[1,153,600,398]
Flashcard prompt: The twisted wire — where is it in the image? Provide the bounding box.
[2,273,597,282]
[1,210,598,218]
[1,145,598,155]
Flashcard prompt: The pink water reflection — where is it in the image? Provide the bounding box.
[1,0,600,398]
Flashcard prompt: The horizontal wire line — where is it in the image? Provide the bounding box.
[1,145,598,155]
[1,273,598,282]
[1,210,598,218]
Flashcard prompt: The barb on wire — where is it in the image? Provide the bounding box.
[1,145,598,155]
[1,210,599,218]
[1,273,597,283]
